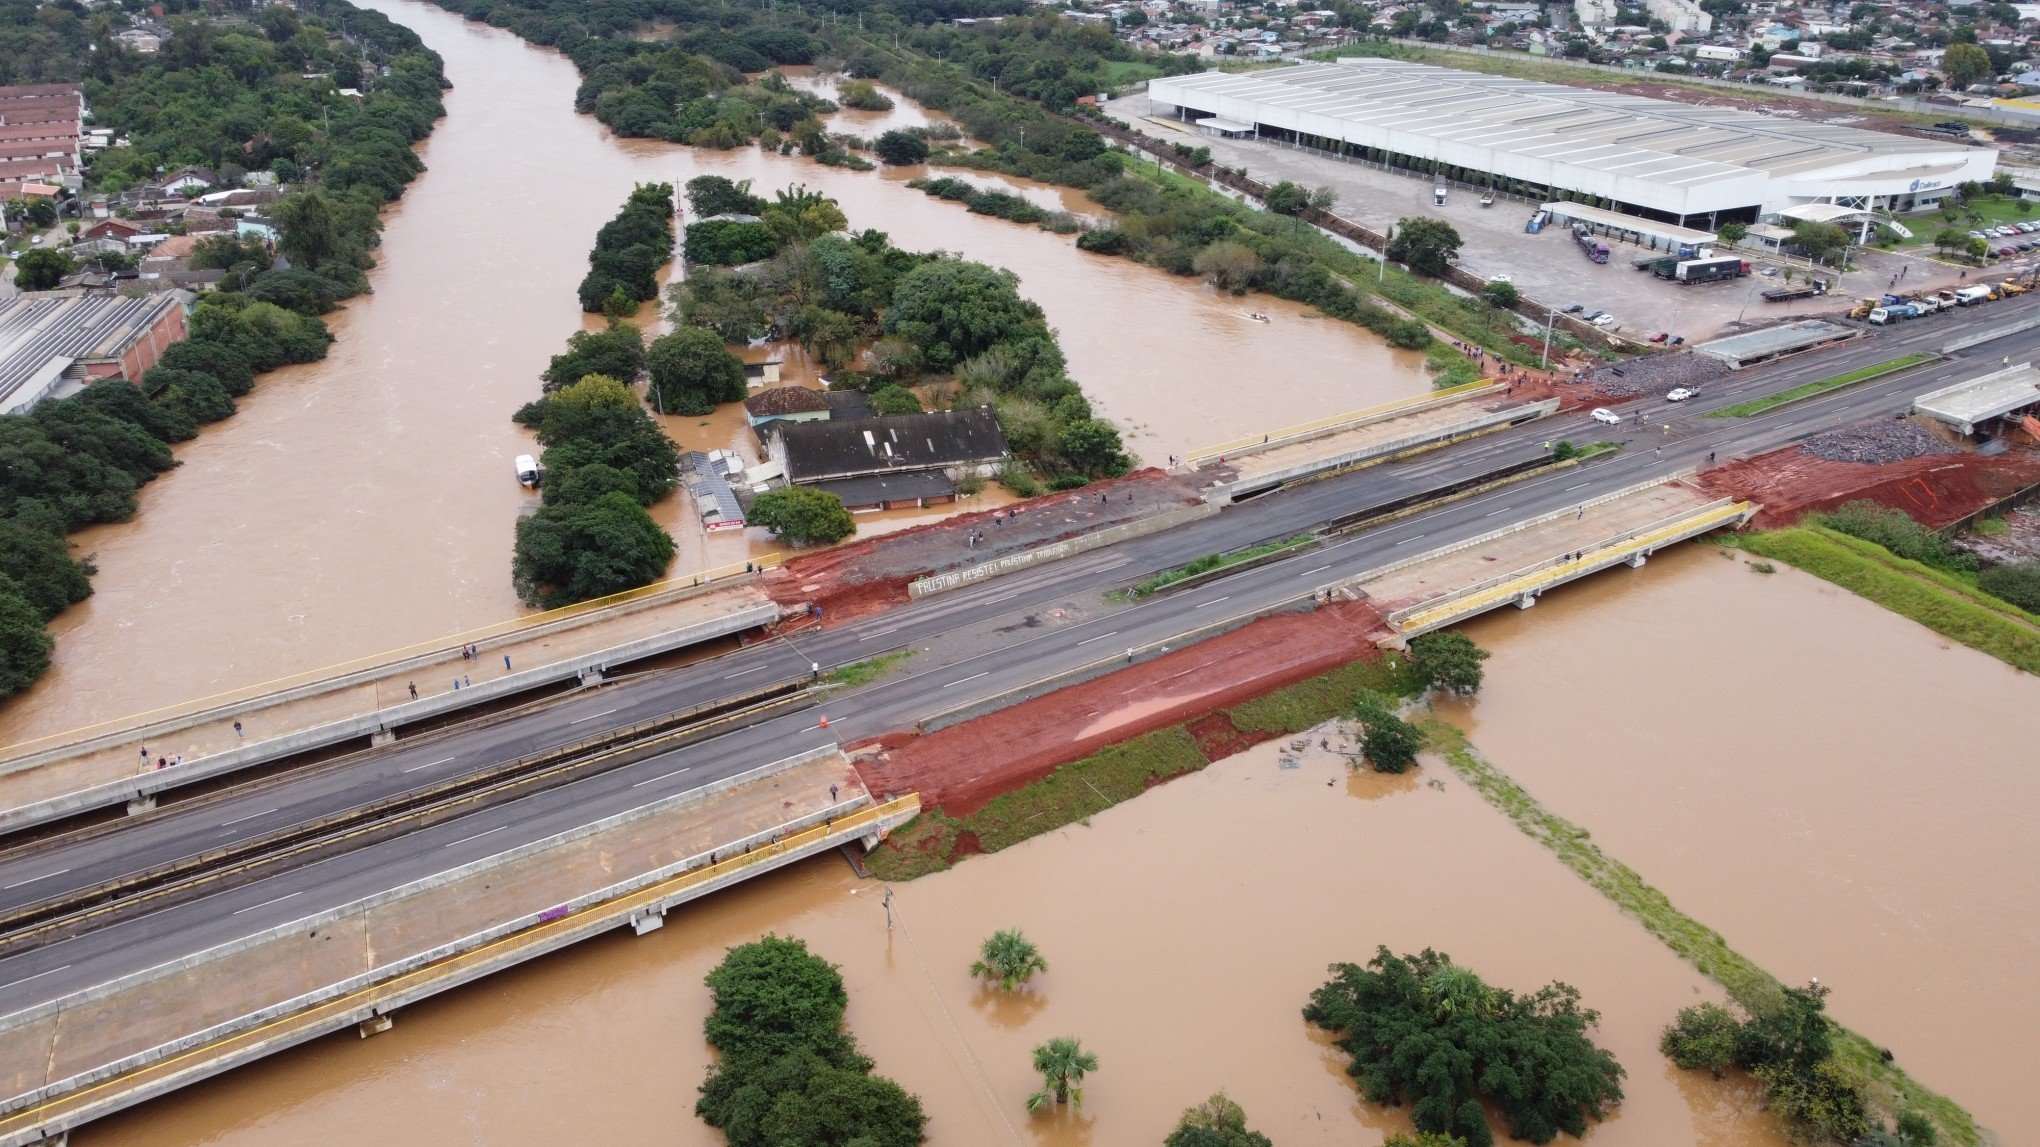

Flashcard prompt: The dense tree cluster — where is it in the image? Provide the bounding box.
[673,187,1129,485]
[509,371,677,607]
[0,0,446,699]
[1305,947,1625,1147]
[1165,1093,1272,1147]
[646,327,745,415]
[748,487,855,547]
[697,936,927,1147]
[578,183,676,312]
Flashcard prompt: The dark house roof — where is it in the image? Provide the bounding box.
[743,385,830,417]
[825,389,870,421]
[811,470,955,508]
[780,408,1007,484]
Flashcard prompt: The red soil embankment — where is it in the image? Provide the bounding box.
[851,600,1389,815]
[760,468,1201,626]
[1698,447,2040,528]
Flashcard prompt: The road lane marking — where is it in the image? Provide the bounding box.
[442,826,508,850]
[402,756,458,774]
[722,666,770,679]
[631,766,694,789]
[232,891,303,916]
[1485,507,1512,516]
[0,965,69,991]
[1074,632,1119,645]
[568,708,618,724]
[1565,482,1591,490]
[2,868,69,891]
[1195,596,1230,608]
[218,807,279,828]
[943,672,989,688]
[1392,535,1425,546]
[1297,565,1331,578]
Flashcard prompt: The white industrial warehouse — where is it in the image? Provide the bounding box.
[1147,59,1996,228]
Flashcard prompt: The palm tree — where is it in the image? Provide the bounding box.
[970,929,1048,991]
[1422,964,1496,1020]
[1025,1037,1098,1112]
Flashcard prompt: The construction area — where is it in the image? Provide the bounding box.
[0,754,913,1147]
[0,579,781,828]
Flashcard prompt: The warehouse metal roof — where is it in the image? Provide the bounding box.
[1152,59,1986,192]
[0,294,181,412]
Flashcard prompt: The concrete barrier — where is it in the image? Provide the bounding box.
[1210,399,1559,501]
[0,602,782,834]
[1939,309,2040,354]
[1183,381,1503,465]
[0,744,869,1133]
[907,502,1219,599]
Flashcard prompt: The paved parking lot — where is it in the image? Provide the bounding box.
[1116,93,2040,342]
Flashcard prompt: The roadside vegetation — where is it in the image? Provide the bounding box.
[1708,355,1936,418]
[1127,535,1314,598]
[672,182,1132,490]
[0,2,447,700]
[822,650,913,689]
[1424,722,1979,1145]
[696,935,927,1146]
[1724,504,2040,675]
[1306,947,1626,1147]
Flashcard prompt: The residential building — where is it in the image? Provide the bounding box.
[742,385,832,433]
[769,408,1008,511]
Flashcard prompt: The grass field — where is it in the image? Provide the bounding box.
[1425,721,1981,1146]
[1729,526,2040,673]
[1130,535,1314,597]
[824,650,914,689]
[1707,353,1935,418]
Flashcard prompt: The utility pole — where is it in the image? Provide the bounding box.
[1541,310,1557,368]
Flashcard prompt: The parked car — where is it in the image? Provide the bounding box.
[1591,407,1622,424]
[1564,302,1585,313]
[1649,331,1670,343]
[1591,313,1618,326]
[1489,273,1512,283]
[1999,246,2017,257]
[1666,387,1695,402]
[1583,308,1606,321]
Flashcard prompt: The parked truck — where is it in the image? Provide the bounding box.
[1868,304,1921,325]
[1954,285,1994,305]
[1652,255,1749,284]
[1760,281,1828,302]
[1573,224,1610,264]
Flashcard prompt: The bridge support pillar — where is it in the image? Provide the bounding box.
[358,1013,393,1038]
[632,911,665,936]
[127,794,156,814]
[1515,594,1536,610]
[579,667,606,687]
[370,729,396,747]
[1627,552,1648,569]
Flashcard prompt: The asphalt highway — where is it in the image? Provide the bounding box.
[1,299,2036,1018]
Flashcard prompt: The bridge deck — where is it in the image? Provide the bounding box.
[1352,480,1717,613]
[0,754,882,1144]
[1200,391,1551,495]
[0,583,778,820]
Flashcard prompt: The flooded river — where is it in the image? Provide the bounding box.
[0,0,1429,745]
[1442,544,2040,1144]
[89,728,1789,1147]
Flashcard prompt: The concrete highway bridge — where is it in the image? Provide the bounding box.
[0,296,2036,1144]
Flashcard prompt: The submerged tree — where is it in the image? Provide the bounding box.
[1025,1037,1098,1112]
[970,930,1048,992]
[1166,1092,1272,1147]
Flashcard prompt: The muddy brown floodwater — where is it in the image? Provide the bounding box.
[88,727,1793,1147]
[1439,544,2040,1145]
[0,0,1429,746]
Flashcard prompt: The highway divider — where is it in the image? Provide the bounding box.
[908,502,1219,599]
[0,678,816,955]
[0,746,893,1144]
[1208,398,1559,502]
[1181,380,1505,465]
[0,600,782,835]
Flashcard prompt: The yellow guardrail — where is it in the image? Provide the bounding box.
[0,792,918,1140]
[1181,380,1500,464]
[0,554,787,761]
[1391,503,1753,634]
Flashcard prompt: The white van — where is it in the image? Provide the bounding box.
[1433,186,1447,206]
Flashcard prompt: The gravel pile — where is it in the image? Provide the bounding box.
[1799,419,1954,464]
[1580,353,1729,398]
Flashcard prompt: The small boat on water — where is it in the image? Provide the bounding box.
[515,454,542,487]
[1248,313,1270,323]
